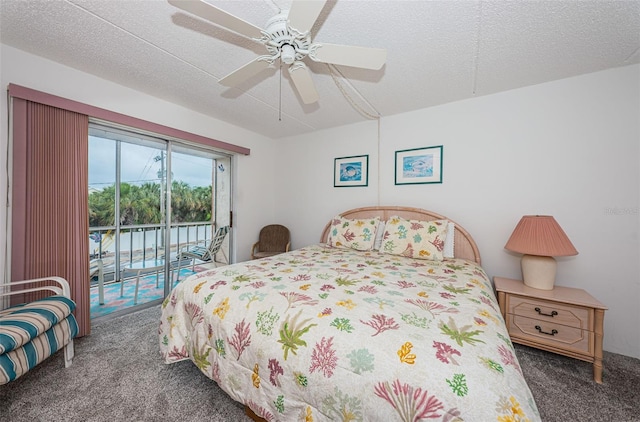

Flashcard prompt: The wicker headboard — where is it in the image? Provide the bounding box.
[320,206,481,264]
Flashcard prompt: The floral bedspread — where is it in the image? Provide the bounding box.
[159,244,540,422]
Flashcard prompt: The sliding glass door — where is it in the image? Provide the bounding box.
[88,124,231,318]
[166,145,231,294]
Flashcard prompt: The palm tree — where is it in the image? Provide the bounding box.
[89,185,116,227]
[89,181,212,226]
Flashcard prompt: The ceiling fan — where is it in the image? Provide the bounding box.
[168,0,387,104]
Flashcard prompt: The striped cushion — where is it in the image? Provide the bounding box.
[182,246,209,260]
[0,295,76,354]
[0,314,78,385]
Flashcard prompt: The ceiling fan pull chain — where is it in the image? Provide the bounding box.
[279,60,283,122]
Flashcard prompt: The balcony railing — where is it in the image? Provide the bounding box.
[89,221,214,284]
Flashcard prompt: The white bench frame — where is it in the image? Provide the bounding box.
[0,276,75,368]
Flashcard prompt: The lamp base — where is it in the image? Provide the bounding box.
[521,254,557,290]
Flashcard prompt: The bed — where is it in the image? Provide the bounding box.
[159,206,540,421]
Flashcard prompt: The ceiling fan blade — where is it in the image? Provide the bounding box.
[287,0,327,34]
[219,56,273,87]
[309,43,387,70]
[168,0,263,39]
[288,61,319,104]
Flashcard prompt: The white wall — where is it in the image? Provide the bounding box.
[276,64,640,359]
[277,119,382,245]
[0,44,279,275]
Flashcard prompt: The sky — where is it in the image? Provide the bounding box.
[88,136,214,190]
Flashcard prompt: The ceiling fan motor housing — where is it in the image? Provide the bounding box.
[263,11,311,63]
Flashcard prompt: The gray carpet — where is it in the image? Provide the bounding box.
[0,305,249,422]
[1,305,639,422]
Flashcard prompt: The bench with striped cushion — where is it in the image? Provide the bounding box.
[0,295,78,384]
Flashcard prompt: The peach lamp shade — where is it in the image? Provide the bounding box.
[504,215,578,290]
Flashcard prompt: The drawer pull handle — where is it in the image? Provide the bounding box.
[535,325,558,336]
[535,307,558,317]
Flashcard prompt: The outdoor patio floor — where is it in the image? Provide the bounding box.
[90,267,202,318]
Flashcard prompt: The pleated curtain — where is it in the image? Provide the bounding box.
[11,98,91,337]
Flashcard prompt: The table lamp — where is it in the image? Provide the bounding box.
[504,215,578,290]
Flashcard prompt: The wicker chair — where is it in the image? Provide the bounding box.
[251,224,291,259]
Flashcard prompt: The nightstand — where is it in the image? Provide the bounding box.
[494,277,607,383]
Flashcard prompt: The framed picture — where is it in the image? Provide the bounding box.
[334,155,369,187]
[395,145,443,185]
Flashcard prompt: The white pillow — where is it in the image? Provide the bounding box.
[443,221,455,258]
[373,221,386,250]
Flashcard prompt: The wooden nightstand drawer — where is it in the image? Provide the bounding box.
[508,314,593,354]
[494,277,607,383]
[508,295,592,330]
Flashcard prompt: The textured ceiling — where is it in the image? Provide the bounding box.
[1,0,639,139]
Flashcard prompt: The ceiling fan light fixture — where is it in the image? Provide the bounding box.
[281,44,296,64]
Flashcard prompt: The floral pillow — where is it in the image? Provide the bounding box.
[381,216,449,260]
[327,216,380,251]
